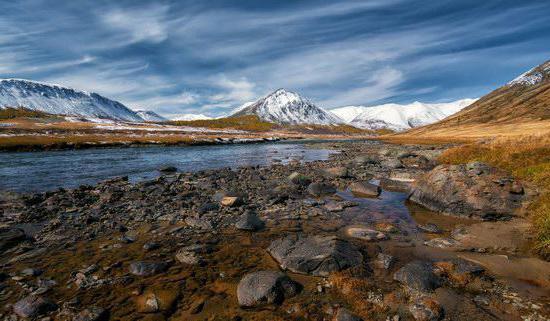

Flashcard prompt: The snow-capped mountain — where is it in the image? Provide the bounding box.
[507,60,550,87]
[231,89,342,125]
[172,113,212,121]
[135,110,167,122]
[0,79,144,122]
[332,99,476,131]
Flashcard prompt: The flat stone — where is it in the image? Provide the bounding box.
[423,238,459,249]
[221,196,243,207]
[307,182,337,197]
[235,210,265,231]
[393,261,442,293]
[345,226,388,241]
[237,270,300,307]
[128,261,168,276]
[185,216,215,230]
[13,295,56,318]
[349,181,381,197]
[268,235,363,276]
[143,241,160,251]
[175,244,212,265]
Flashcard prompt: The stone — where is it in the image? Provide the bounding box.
[288,172,312,186]
[323,166,349,178]
[398,153,434,170]
[334,308,363,321]
[345,226,388,242]
[128,262,168,276]
[409,297,443,321]
[198,202,219,214]
[143,242,160,251]
[434,258,484,286]
[307,182,337,197]
[268,235,363,276]
[237,270,300,307]
[417,223,443,234]
[393,261,442,293]
[409,163,525,219]
[221,196,243,207]
[375,253,395,270]
[349,181,381,197]
[175,244,212,265]
[324,201,345,212]
[136,290,178,313]
[0,228,26,252]
[21,268,43,277]
[159,166,177,173]
[185,216,215,230]
[74,307,107,321]
[381,159,403,169]
[13,295,56,318]
[235,210,265,231]
[423,238,459,249]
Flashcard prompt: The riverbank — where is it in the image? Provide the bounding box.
[0,141,548,320]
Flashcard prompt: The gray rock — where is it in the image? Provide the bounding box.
[409,297,444,321]
[345,226,388,241]
[128,261,168,276]
[375,253,395,270]
[323,167,349,178]
[74,306,107,321]
[268,235,363,276]
[393,261,442,293]
[143,241,160,251]
[237,270,300,307]
[175,244,213,265]
[334,308,363,321]
[185,216,215,230]
[423,238,459,249]
[235,211,265,231]
[417,223,443,234]
[0,228,26,252]
[349,181,381,197]
[381,159,403,169]
[307,182,337,197]
[13,295,56,318]
[21,268,43,277]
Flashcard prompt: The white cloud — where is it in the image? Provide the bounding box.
[100,4,169,44]
[209,75,257,104]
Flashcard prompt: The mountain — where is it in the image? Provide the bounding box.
[231,89,342,125]
[332,99,476,131]
[409,59,550,133]
[0,79,143,122]
[172,113,212,121]
[135,110,167,122]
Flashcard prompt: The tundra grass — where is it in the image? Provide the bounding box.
[438,135,550,259]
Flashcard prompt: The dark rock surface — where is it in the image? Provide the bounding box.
[128,261,168,276]
[237,270,300,307]
[13,295,56,318]
[393,261,442,293]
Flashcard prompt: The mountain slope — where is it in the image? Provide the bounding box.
[0,79,143,122]
[231,89,342,125]
[332,99,476,131]
[135,110,167,122]
[171,113,212,121]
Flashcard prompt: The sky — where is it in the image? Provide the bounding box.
[1,0,549,118]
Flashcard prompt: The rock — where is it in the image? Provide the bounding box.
[393,261,442,293]
[128,262,168,276]
[136,290,178,313]
[417,223,443,234]
[13,295,56,318]
[74,307,107,321]
[143,242,160,251]
[0,228,26,252]
[237,270,300,307]
[307,182,337,197]
[21,268,43,277]
[375,253,395,270]
[324,201,345,212]
[288,172,312,186]
[175,244,212,265]
[409,163,525,219]
[381,159,403,169]
[323,166,349,178]
[235,210,265,231]
[345,226,388,241]
[334,308,363,321]
[434,258,484,286]
[353,155,379,165]
[375,222,399,233]
[423,238,459,249]
[349,181,381,197]
[221,196,243,207]
[398,153,434,170]
[159,166,177,173]
[409,297,443,321]
[185,216,215,230]
[197,202,219,214]
[268,235,362,276]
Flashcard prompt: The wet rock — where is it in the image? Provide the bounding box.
[21,268,43,277]
[334,308,363,321]
[345,226,388,242]
[349,181,381,197]
[324,201,345,212]
[307,182,337,197]
[175,244,213,265]
[159,166,177,173]
[13,295,56,318]
[74,306,107,321]
[288,172,312,186]
[237,270,300,307]
[417,223,443,234]
[268,235,362,276]
[143,241,160,251]
[128,261,168,276]
[235,210,265,231]
[423,238,459,249]
[375,253,395,270]
[434,258,485,286]
[136,290,178,313]
[323,166,349,178]
[0,228,26,252]
[409,297,443,321]
[197,202,219,214]
[409,163,525,219]
[393,261,442,293]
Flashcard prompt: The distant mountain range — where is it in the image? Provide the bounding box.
[331,99,476,131]
[135,110,167,122]
[172,113,212,121]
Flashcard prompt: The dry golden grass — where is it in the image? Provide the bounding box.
[170,115,276,132]
[438,134,550,258]
[0,107,57,119]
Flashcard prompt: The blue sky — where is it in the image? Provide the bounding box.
[1,0,549,117]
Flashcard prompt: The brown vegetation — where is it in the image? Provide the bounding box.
[0,107,58,119]
[170,115,276,132]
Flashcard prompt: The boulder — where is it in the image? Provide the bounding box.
[334,308,363,321]
[221,196,244,207]
[237,270,300,307]
[393,261,442,293]
[13,295,56,318]
[175,244,212,265]
[128,261,168,276]
[235,210,265,231]
[307,182,337,197]
[434,258,484,286]
[345,226,388,241]
[288,172,312,186]
[268,235,362,276]
[159,166,177,173]
[323,167,349,178]
[349,181,381,197]
[409,163,525,219]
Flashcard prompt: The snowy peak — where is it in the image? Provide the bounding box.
[507,60,550,87]
[135,110,167,122]
[172,113,212,121]
[0,79,144,122]
[231,89,342,125]
[332,99,476,131]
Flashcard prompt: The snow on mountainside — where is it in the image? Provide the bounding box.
[0,79,144,122]
[507,61,550,87]
[332,99,476,131]
[172,113,212,121]
[135,110,167,122]
[231,89,342,125]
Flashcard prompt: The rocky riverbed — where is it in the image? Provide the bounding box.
[0,141,548,320]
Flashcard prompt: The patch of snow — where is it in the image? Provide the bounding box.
[135,110,167,122]
[507,61,550,87]
[171,113,212,121]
